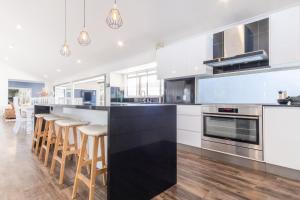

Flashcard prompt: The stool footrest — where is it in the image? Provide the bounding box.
[65,150,79,156]
[78,173,90,187]
[81,157,103,166]
[96,167,107,176]
[55,157,62,164]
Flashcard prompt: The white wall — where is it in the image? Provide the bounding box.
[110,73,125,89]
[0,61,43,112]
[53,50,156,85]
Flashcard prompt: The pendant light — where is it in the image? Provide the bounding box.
[106,0,123,29]
[78,0,91,46]
[60,0,71,57]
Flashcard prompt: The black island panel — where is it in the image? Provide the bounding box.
[107,105,177,200]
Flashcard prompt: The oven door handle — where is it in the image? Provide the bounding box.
[202,113,259,120]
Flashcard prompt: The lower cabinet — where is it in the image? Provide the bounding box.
[177,105,202,148]
[263,106,300,170]
[177,129,202,148]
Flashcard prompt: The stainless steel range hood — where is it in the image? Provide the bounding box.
[203,50,268,67]
[203,19,269,68]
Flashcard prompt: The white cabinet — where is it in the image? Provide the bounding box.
[157,34,212,79]
[177,105,202,147]
[263,106,300,170]
[270,6,300,68]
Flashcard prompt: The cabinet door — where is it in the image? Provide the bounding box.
[177,129,201,148]
[177,105,202,148]
[270,6,300,68]
[156,46,177,79]
[264,107,300,170]
[177,115,202,132]
[157,34,212,79]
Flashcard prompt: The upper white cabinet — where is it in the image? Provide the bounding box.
[270,6,300,68]
[263,106,300,170]
[157,34,212,79]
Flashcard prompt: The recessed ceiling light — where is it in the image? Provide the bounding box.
[9,44,14,49]
[56,69,62,72]
[43,74,48,79]
[16,24,22,30]
[117,41,124,47]
[76,59,81,64]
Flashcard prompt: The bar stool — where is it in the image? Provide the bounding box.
[31,113,53,155]
[50,119,89,184]
[38,115,65,166]
[72,125,107,200]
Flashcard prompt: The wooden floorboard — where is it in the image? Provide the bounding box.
[1,120,300,200]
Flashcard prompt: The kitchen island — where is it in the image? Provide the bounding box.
[34,104,177,200]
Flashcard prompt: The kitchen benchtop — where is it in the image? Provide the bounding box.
[35,103,175,111]
[263,104,300,107]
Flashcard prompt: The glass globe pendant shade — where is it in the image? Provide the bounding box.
[106,4,123,29]
[60,42,71,57]
[78,30,91,46]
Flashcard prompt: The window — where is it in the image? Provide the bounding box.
[147,74,161,96]
[127,77,138,97]
[126,70,163,97]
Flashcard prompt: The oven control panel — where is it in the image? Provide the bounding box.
[218,108,238,113]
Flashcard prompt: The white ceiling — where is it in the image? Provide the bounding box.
[1,0,300,82]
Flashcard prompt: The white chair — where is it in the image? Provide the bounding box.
[12,97,27,134]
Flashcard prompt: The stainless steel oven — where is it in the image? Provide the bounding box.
[201,104,263,161]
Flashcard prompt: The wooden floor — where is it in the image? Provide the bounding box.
[1,120,300,200]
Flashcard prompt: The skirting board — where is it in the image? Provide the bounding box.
[177,144,300,182]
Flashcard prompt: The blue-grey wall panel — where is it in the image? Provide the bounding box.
[8,81,45,97]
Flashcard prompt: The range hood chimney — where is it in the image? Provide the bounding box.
[203,18,269,73]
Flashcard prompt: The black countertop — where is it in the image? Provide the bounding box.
[36,103,176,111]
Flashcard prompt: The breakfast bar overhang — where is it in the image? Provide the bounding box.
[34,104,177,200]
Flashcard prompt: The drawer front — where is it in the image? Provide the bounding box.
[177,105,202,116]
[177,129,201,148]
[177,115,202,132]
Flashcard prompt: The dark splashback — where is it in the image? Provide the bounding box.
[107,105,177,200]
[164,78,195,104]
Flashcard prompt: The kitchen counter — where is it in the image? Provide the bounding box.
[34,104,177,200]
[36,103,175,111]
[263,104,300,107]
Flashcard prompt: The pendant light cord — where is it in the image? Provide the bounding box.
[83,0,86,28]
[64,0,67,43]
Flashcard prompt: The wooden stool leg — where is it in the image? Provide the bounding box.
[72,134,88,199]
[80,133,90,175]
[35,118,43,155]
[39,121,49,160]
[59,127,69,184]
[100,136,107,185]
[73,127,79,164]
[50,127,62,175]
[44,121,54,166]
[31,118,39,152]
[89,136,99,200]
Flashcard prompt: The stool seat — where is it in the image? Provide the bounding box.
[35,113,54,118]
[55,119,89,127]
[43,116,63,121]
[78,125,107,136]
